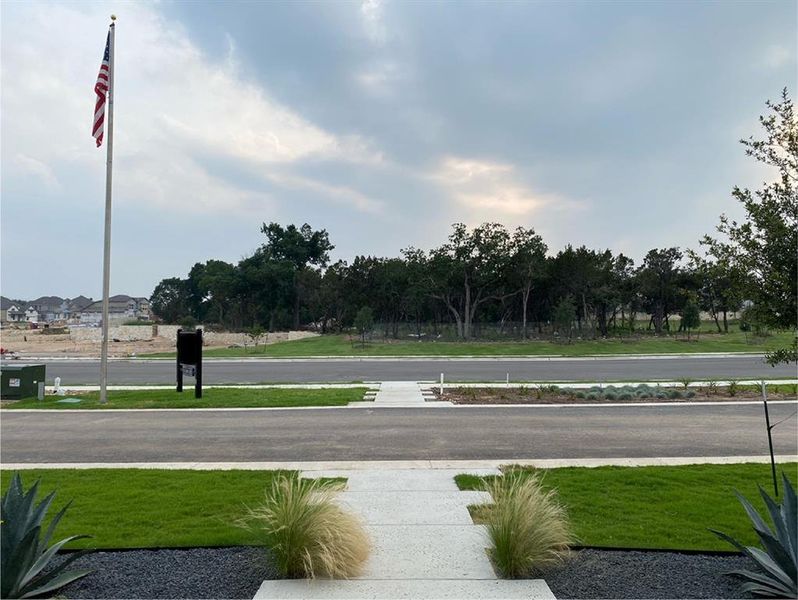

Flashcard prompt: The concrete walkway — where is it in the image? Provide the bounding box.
[356,381,452,408]
[253,469,555,599]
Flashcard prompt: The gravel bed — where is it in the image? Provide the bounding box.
[56,546,277,599]
[543,549,752,599]
[53,547,752,599]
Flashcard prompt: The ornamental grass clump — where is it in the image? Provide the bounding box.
[240,475,369,579]
[483,472,574,578]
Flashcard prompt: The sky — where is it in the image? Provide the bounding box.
[1,0,796,300]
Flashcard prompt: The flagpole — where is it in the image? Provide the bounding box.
[99,16,116,404]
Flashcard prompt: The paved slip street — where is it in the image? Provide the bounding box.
[2,403,796,464]
[5,354,795,384]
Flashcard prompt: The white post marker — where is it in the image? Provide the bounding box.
[98,16,116,404]
[440,372,444,395]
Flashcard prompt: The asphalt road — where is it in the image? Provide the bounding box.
[3,355,795,385]
[2,403,796,463]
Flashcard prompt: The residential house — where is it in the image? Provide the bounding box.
[79,295,151,324]
[66,296,94,322]
[5,304,26,323]
[0,296,12,322]
[24,296,68,323]
[25,307,40,323]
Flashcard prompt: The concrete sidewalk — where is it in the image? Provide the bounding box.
[253,469,555,599]
[350,381,452,408]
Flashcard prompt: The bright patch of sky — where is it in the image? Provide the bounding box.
[1,0,795,298]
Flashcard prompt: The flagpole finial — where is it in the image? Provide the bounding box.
[110,14,117,21]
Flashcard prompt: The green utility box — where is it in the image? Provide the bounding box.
[1,364,46,400]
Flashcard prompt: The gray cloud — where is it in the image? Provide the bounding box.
[2,0,796,298]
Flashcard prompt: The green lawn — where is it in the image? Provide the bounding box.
[3,387,369,409]
[0,469,340,548]
[456,462,798,551]
[143,330,795,358]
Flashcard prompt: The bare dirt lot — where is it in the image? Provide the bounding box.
[0,325,316,358]
[0,327,174,357]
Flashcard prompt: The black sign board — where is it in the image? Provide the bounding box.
[176,328,202,398]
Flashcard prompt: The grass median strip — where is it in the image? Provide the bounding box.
[456,462,798,552]
[143,330,794,358]
[0,469,345,549]
[3,387,369,409]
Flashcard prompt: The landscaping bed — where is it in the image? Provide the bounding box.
[56,546,277,599]
[544,548,749,599]
[441,383,796,404]
[53,546,749,599]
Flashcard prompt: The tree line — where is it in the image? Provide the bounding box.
[150,91,796,348]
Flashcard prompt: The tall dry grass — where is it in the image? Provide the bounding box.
[240,475,370,578]
[484,471,574,578]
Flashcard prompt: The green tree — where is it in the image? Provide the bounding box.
[636,248,684,334]
[417,223,516,339]
[551,296,576,342]
[510,227,547,339]
[248,325,264,348]
[687,251,744,333]
[353,306,374,347]
[197,260,237,327]
[702,89,797,363]
[681,297,701,341]
[150,277,190,323]
[260,223,334,330]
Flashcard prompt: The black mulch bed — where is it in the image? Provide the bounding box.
[58,546,277,599]
[55,546,754,599]
[543,549,752,599]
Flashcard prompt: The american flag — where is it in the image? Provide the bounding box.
[93,32,110,148]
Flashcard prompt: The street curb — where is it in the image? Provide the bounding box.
[7,352,772,362]
[4,399,795,413]
[3,455,796,471]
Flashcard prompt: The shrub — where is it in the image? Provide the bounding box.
[727,380,739,397]
[179,316,197,329]
[668,389,683,399]
[574,391,586,399]
[1,473,92,599]
[619,392,633,401]
[678,377,692,389]
[686,390,696,398]
[710,473,797,598]
[603,392,617,401]
[240,475,369,578]
[705,380,719,395]
[586,392,600,401]
[483,472,574,578]
[655,392,668,399]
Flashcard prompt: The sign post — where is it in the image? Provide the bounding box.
[176,328,203,399]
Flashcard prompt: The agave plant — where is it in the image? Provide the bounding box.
[1,472,92,599]
[710,473,797,598]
